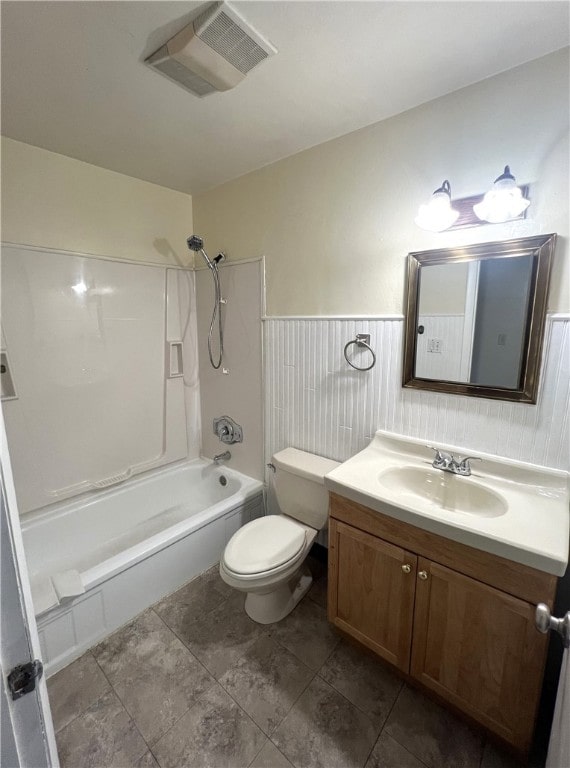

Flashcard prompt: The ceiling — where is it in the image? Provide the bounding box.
[1,1,568,195]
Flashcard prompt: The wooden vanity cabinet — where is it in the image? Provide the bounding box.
[328,519,416,671]
[327,493,558,755]
[411,558,547,752]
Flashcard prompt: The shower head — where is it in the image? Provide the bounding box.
[187,235,204,252]
[187,234,215,270]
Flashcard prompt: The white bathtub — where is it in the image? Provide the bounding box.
[21,459,264,675]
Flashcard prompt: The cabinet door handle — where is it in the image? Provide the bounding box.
[401,564,412,574]
[418,570,428,580]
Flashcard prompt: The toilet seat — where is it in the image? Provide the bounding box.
[223,516,307,576]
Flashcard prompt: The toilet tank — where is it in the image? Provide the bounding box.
[272,448,340,530]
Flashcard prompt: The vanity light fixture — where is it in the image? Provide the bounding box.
[473,165,530,224]
[415,167,530,232]
[414,180,460,233]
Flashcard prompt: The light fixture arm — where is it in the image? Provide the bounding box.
[495,165,515,183]
[435,180,452,197]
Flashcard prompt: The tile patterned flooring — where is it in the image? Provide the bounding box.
[48,557,524,768]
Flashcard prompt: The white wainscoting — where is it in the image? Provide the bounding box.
[264,316,570,478]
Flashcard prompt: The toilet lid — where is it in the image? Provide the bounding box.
[224,516,306,575]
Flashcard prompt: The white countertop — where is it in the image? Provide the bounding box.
[324,430,569,576]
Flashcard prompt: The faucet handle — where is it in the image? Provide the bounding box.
[458,456,482,467]
[456,456,482,475]
[426,446,453,466]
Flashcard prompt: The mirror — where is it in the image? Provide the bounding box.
[403,234,556,403]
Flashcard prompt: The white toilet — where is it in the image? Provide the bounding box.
[219,447,340,624]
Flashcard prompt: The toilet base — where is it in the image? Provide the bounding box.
[244,567,313,624]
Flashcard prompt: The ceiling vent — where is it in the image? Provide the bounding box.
[145,1,277,98]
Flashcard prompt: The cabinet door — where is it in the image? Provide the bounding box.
[411,558,548,752]
[328,518,417,672]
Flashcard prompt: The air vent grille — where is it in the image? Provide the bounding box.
[196,10,269,74]
[153,59,217,96]
[145,2,276,97]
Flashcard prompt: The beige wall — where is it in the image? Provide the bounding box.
[194,48,569,315]
[1,137,193,266]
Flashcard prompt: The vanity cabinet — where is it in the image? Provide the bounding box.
[411,558,547,751]
[328,493,558,755]
[331,521,416,671]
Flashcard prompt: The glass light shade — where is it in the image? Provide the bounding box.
[415,188,459,232]
[473,167,530,223]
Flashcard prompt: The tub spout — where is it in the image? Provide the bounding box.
[214,451,231,465]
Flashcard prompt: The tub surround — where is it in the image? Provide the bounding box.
[2,245,200,514]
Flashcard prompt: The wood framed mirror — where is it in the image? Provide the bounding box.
[402,233,557,403]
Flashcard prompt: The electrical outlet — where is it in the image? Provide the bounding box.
[427,338,442,354]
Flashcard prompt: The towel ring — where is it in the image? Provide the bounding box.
[343,334,376,371]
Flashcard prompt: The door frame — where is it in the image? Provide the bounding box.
[1,412,59,767]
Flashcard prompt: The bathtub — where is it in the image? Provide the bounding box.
[21,459,264,675]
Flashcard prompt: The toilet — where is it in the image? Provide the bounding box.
[219,447,340,624]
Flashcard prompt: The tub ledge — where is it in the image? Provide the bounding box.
[31,570,85,616]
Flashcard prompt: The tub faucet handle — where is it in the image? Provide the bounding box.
[213,416,243,444]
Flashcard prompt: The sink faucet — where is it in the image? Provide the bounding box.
[214,450,231,465]
[428,447,481,477]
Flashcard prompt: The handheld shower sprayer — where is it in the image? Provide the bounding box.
[186,235,204,252]
[187,234,225,369]
[186,235,226,272]
[187,234,213,270]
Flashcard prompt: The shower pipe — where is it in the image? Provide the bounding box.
[187,235,225,370]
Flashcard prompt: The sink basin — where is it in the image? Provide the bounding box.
[377,466,507,518]
[323,429,570,576]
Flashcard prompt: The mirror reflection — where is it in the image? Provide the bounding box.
[415,255,533,389]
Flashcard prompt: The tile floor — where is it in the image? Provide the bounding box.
[48,557,525,768]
